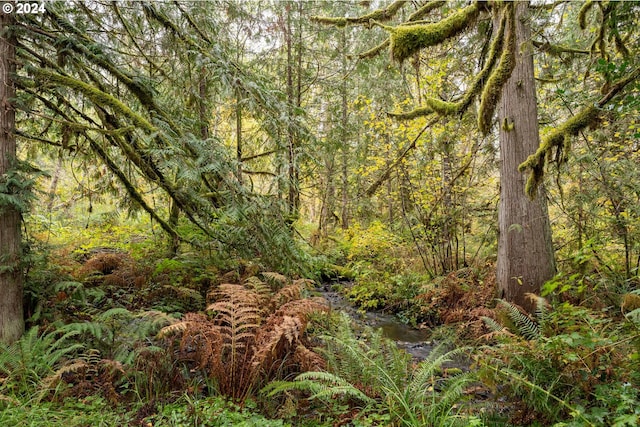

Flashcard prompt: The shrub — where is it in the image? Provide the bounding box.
[159,277,328,402]
[478,296,640,426]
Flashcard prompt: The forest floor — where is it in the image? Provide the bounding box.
[2,225,639,426]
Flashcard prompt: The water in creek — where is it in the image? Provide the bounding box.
[317,283,436,360]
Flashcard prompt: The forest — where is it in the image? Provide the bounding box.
[0,0,639,426]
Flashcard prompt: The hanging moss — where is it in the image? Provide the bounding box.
[407,0,447,21]
[519,106,598,197]
[312,0,407,28]
[358,39,390,59]
[458,7,506,113]
[311,16,348,27]
[388,106,433,120]
[389,11,505,121]
[478,4,515,136]
[578,0,594,30]
[357,1,447,59]
[388,2,479,63]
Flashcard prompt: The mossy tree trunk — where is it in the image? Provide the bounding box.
[0,12,24,344]
[496,1,555,312]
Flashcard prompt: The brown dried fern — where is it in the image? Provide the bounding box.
[161,279,328,402]
[270,283,302,311]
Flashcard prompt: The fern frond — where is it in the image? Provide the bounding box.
[526,293,550,333]
[272,297,329,323]
[243,276,271,303]
[481,316,504,333]
[497,299,540,340]
[270,283,302,310]
[409,345,466,395]
[293,345,325,372]
[161,285,204,305]
[38,360,89,400]
[157,321,189,338]
[96,307,133,322]
[292,278,315,290]
[56,321,109,342]
[263,371,375,404]
[261,271,289,288]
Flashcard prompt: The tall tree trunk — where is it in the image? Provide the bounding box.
[46,153,63,213]
[339,27,349,229]
[285,2,299,218]
[385,135,394,225]
[235,86,243,184]
[0,12,24,344]
[497,1,555,312]
[441,140,454,272]
[318,151,336,237]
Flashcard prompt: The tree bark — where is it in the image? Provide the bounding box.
[0,10,24,344]
[285,2,299,218]
[497,1,555,313]
[340,27,349,229]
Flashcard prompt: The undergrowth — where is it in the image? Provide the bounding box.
[478,294,640,426]
[264,313,481,426]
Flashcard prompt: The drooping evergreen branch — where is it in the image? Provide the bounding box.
[26,66,157,134]
[23,65,215,237]
[14,79,179,239]
[85,133,180,241]
[110,3,168,80]
[45,7,184,138]
[172,1,213,44]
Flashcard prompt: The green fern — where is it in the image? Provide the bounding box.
[528,293,550,334]
[0,327,84,397]
[266,313,475,426]
[497,299,541,340]
[263,371,375,405]
[481,316,505,333]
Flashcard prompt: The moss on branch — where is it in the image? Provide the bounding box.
[312,0,407,28]
[519,66,640,198]
[358,39,390,59]
[478,4,515,136]
[532,40,590,56]
[407,0,447,22]
[28,66,157,134]
[519,106,598,197]
[578,0,594,30]
[388,97,457,119]
[388,106,433,120]
[386,2,479,63]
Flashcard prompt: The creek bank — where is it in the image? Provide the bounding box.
[317,282,441,361]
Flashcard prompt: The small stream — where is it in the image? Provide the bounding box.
[317,282,437,360]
